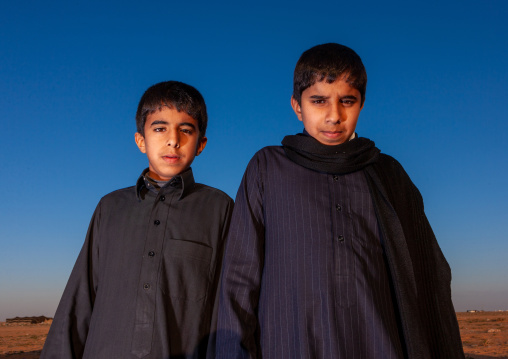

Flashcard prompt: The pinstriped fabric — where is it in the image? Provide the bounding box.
[217,146,403,358]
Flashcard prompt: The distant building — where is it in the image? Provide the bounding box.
[6,316,52,324]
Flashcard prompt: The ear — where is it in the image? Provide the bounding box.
[196,136,207,156]
[135,132,146,154]
[291,96,303,122]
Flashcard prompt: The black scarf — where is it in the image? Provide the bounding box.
[281,132,380,174]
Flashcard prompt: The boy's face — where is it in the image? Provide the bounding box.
[135,106,207,181]
[291,76,363,146]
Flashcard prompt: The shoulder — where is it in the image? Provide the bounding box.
[241,146,288,180]
[245,145,290,171]
[250,146,285,163]
[190,183,234,205]
[374,153,412,182]
[372,153,423,204]
[99,185,137,202]
[94,185,138,214]
[376,153,405,172]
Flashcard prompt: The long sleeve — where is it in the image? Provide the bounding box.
[40,204,101,359]
[216,155,265,359]
[205,198,234,359]
[369,155,465,358]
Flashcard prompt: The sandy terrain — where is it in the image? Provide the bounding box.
[458,311,508,359]
[0,312,507,358]
[0,320,50,359]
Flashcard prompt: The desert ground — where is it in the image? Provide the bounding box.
[0,312,507,358]
[0,319,50,359]
[459,311,508,359]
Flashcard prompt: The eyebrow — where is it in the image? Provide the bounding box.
[150,120,168,127]
[150,120,196,130]
[340,95,358,101]
[179,122,196,129]
[308,94,359,103]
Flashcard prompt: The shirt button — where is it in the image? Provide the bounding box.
[154,220,160,225]
[333,175,339,182]
[148,251,155,257]
[337,235,345,242]
[336,204,342,211]
[143,283,151,290]
[159,196,165,202]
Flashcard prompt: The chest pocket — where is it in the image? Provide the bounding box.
[159,238,212,302]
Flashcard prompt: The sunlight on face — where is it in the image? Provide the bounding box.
[291,77,363,146]
[134,107,207,180]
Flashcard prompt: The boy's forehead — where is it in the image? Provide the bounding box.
[147,105,186,116]
[306,71,348,87]
[305,76,359,94]
[145,106,196,124]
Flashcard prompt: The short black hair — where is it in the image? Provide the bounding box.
[136,81,208,139]
[293,43,367,106]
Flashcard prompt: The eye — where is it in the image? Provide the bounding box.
[311,99,326,104]
[340,98,356,106]
[154,127,166,132]
[181,128,194,134]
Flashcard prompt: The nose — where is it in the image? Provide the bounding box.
[326,102,342,124]
[166,129,180,148]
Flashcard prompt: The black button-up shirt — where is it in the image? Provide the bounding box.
[41,168,233,359]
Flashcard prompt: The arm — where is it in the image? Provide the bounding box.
[373,156,464,358]
[397,172,464,358]
[206,197,234,358]
[216,155,265,359]
[40,203,101,359]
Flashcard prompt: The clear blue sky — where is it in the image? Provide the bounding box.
[1,0,507,321]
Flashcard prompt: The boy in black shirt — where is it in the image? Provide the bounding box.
[42,81,233,358]
[217,44,464,358]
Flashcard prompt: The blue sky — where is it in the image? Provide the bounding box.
[1,0,507,321]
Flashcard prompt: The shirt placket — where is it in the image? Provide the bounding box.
[330,174,356,308]
[131,190,174,358]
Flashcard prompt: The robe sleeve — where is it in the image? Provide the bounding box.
[400,171,465,358]
[216,153,265,359]
[40,202,101,359]
[372,155,464,358]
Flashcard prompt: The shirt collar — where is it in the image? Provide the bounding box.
[135,168,195,201]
